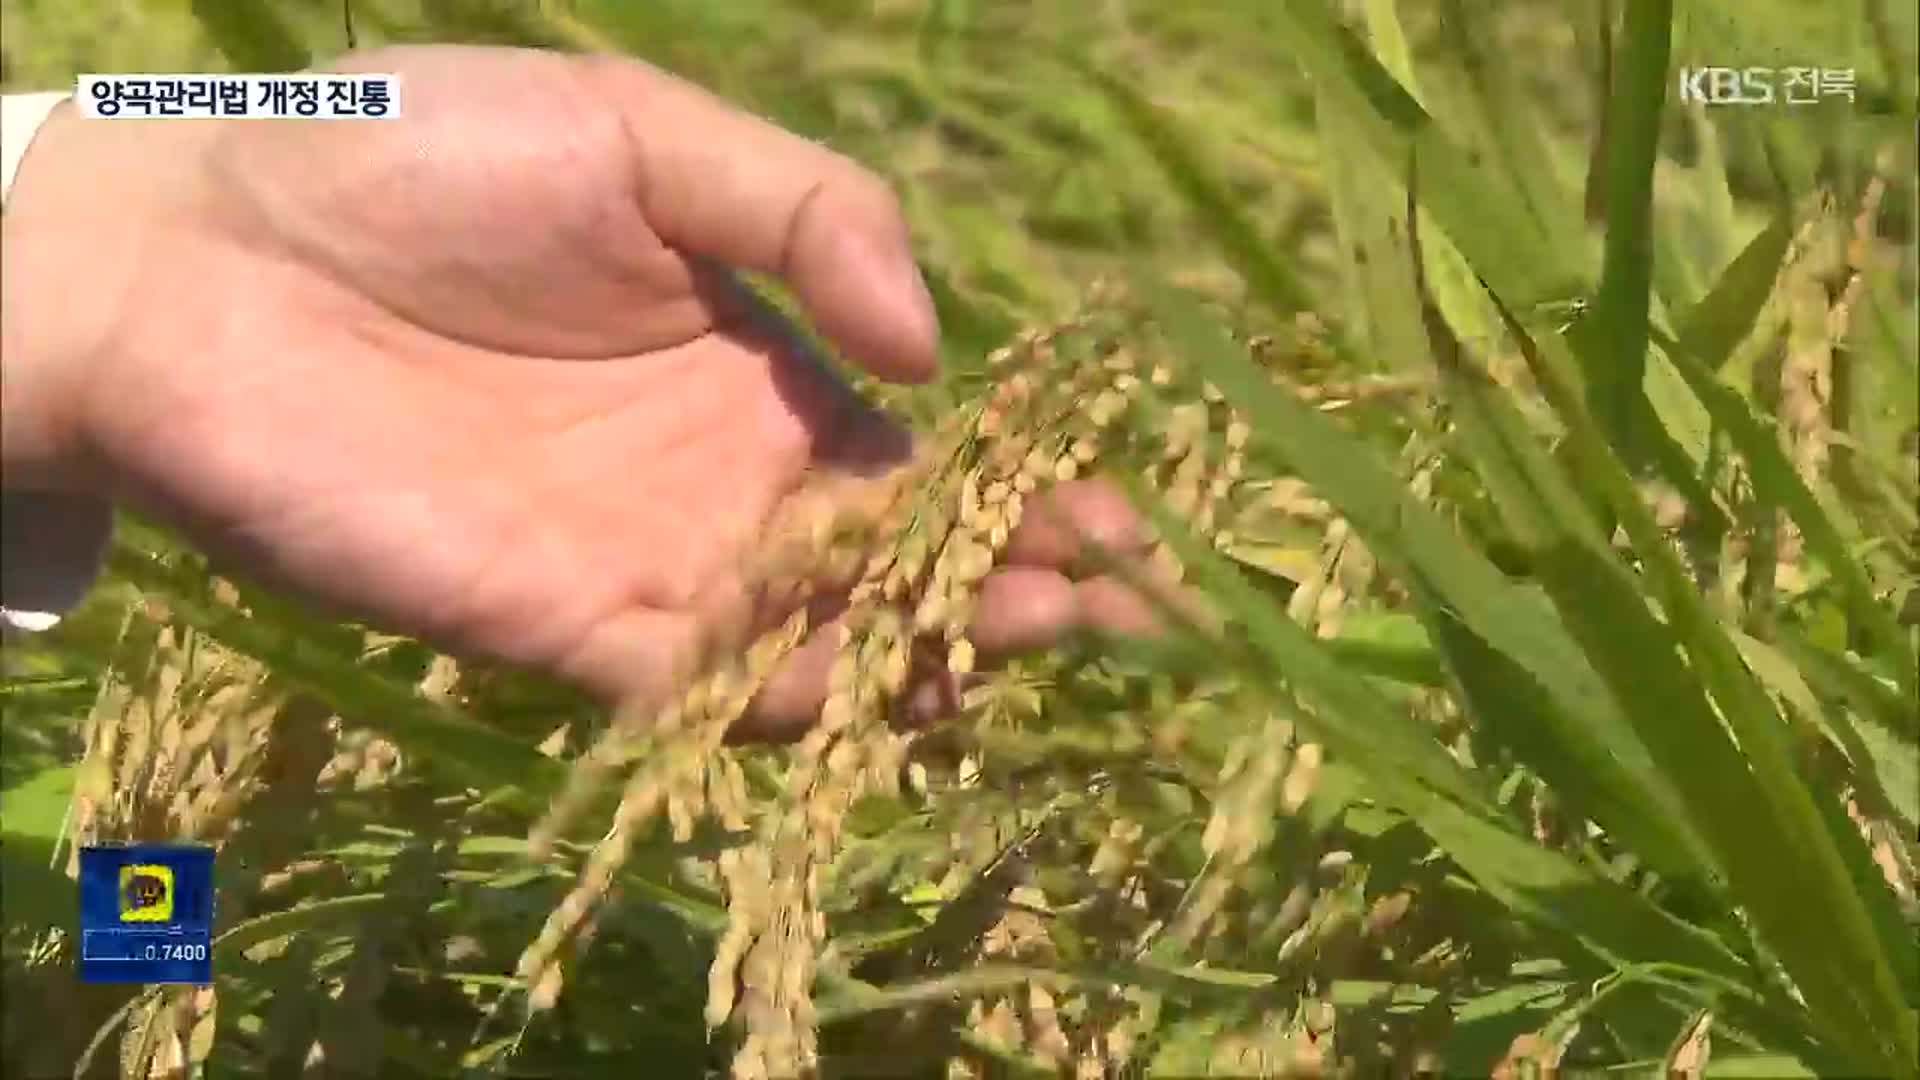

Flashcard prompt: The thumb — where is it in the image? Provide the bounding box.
[582,54,940,384]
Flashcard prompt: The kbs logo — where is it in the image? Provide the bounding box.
[1678,66,1856,106]
[118,864,173,922]
[1678,67,1775,105]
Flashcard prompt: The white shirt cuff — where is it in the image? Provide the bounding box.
[2,91,70,197]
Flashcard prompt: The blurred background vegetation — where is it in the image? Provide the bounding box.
[2,1,1915,1077]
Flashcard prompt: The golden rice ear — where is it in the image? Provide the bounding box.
[694,305,1153,1076]
[519,286,1331,1076]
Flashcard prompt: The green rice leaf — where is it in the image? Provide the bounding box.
[1673,212,1794,372]
[1129,472,1755,991]
[1659,337,1917,704]
[1583,0,1671,452]
[214,893,389,958]
[102,544,566,812]
[1151,283,1712,882]
[188,0,309,72]
[1263,1,1588,312]
[1487,280,1918,1076]
[1078,61,1312,317]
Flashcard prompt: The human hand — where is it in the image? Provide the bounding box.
[0,46,1159,737]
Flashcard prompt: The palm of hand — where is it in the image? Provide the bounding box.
[13,46,1149,734]
[78,47,912,703]
[100,275,862,705]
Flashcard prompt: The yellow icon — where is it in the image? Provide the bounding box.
[118,864,173,923]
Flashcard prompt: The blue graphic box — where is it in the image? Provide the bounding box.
[77,843,215,984]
